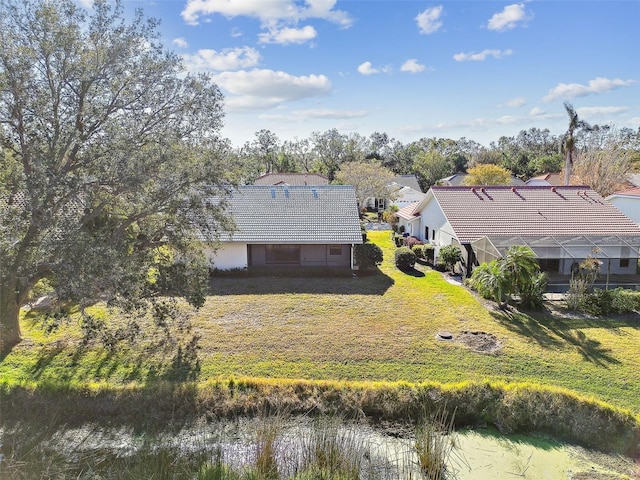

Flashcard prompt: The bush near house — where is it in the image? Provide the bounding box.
[394,247,416,270]
[438,245,462,273]
[580,288,640,316]
[354,242,384,271]
[423,244,435,264]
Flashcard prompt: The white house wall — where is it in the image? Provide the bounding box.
[204,242,248,270]
[419,198,456,246]
[608,197,640,225]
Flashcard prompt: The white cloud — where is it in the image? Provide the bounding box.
[487,3,531,32]
[182,47,261,72]
[400,59,426,73]
[212,69,332,111]
[358,61,379,75]
[576,106,628,117]
[172,37,189,48]
[543,77,636,102]
[453,49,513,62]
[529,106,546,116]
[416,6,443,34]
[505,97,527,108]
[258,25,317,44]
[77,0,93,9]
[181,0,353,28]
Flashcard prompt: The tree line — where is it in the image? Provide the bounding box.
[228,125,640,194]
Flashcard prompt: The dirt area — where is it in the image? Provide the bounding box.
[456,330,502,354]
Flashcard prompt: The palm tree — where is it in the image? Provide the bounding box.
[562,102,592,185]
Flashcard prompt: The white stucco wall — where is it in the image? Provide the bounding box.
[203,242,248,270]
[607,196,640,225]
[390,188,426,208]
[418,198,456,246]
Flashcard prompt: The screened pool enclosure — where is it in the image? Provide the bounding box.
[470,234,640,276]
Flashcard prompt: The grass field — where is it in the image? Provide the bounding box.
[2,230,640,415]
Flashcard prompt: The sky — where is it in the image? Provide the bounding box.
[78,0,640,148]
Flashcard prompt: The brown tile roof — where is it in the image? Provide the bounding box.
[610,187,640,197]
[429,185,640,243]
[396,202,420,220]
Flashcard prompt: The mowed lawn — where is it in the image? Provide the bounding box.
[3,231,640,414]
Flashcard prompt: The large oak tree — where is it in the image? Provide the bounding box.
[0,0,230,351]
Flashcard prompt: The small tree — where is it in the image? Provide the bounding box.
[438,245,462,273]
[354,242,383,271]
[464,164,512,185]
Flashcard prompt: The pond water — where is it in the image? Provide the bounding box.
[1,418,635,479]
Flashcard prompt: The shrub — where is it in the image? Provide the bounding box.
[394,247,416,271]
[411,245,424,259]
[423,244,435,264]
[354,242,383,270]
[581,288,640,316]
[438,245,462,273]
[393,234,404,248]
[404,236,424,248]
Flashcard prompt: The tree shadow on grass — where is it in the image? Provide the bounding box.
[209,268,394,296]
[491,309,621,367]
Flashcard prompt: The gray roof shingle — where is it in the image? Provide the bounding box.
[206,185,363,244]
[430,185,640,243]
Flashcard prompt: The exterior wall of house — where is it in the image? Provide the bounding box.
[390,188,426,209]
[608,197,640,225]
[418,199,456,246]
[398,217,421,237]
[247,244,352,268]
[204,242,248,270]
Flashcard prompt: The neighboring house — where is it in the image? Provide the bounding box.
[364,174,425,211]
[438,173,525,186]
[525,173,564,186]
[253,173,329,186]
[203,185,363,271]
[607,187,640,225]
[398,185,640,280]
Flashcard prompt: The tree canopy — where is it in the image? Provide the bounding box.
[463,164,512,186]
[0,0,230,351]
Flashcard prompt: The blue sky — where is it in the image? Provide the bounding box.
[80,1,640,147]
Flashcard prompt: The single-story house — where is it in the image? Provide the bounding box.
[253,173,329,186]
[202,185,363,271]
[607,187,640,225]
[364,175,425,211]
[525,173,564,186]
[397,185,640,280]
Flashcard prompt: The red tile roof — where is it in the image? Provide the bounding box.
[429,185,640,243]
[396,202,420,220]
[611,187,640,197]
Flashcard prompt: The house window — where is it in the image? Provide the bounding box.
[376,198,385,211]
[620,258,630,268]
[538,258,560,273]
[432,230,436,241]
[329,245,342,256]
[425,226,429,241]
[266,245,300,264]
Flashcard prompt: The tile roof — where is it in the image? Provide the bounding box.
[253,173,329,186]
[438,173,525,187]
[429,185,640,243]
[204,185,363,244]
[391,175,422,192]
[396,202,420,220]
[609,187,640,198]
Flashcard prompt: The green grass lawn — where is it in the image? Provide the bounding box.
[2,230,640,414]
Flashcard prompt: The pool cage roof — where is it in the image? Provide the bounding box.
[471,235,640,265]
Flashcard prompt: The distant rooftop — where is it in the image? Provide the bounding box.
[253,173,329,186]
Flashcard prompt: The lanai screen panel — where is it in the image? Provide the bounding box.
[475,235,640,260]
